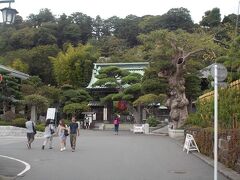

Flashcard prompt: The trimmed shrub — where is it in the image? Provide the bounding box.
[147,116,158,127]
[36,124,45,132]
[12,118,26,128]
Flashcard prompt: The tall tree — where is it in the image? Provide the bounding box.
[184,73,201,112]
[114,15,141,47]
[27,45,60,84]
[9,27,36,49]
[138,15,163,34]
[90,36,127,58]
[222,13,238,26]
[33,26,57,46]
[70,12,93,44]
[27,8,55,28]
[141,68,168,95]
[160,7,194,31]
[92,15,104,40]
[103,16,121,36]
[200,8,221,28]
[51,43,99,87]
[138,29,223,128]
[55,14,73,48]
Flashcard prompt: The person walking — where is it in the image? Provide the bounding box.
[57,119,68,152]
[85,118,89,129]
[42,119,55,150]
[25,117,36,149]
[69,116,79,152]
[113,114,120,135]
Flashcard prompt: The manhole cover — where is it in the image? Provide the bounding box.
[33,158,52,162]
[169,170,186,174]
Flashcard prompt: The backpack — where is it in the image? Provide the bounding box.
[50,126,55,134]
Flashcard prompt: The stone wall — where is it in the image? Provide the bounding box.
[0,126,43,137]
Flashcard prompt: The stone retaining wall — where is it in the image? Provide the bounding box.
[0,126,43,137]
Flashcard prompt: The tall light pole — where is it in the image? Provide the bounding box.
[0,0,18,24]
[235,0,240,36]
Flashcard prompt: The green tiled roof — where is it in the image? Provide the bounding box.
[87,62,149,89]
[0,64,30,80]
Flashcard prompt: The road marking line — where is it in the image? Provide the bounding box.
[0,154,31,176]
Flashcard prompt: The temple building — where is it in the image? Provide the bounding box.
[0,65,30,80]
[0,64,30,114]
[86,62,149,123]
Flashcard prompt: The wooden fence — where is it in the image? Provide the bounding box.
[199,79,240,102]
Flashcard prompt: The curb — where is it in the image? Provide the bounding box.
[149,132,168,136]
[0,175,15,180]
[192,152,240,180]
[173,137,240,180]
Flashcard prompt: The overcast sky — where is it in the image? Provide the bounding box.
[5,0,240,23]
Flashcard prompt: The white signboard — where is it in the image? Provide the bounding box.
[46,108,56,120]
[0,0,15,3]
[133,124,144,133]
[183,134,200,154]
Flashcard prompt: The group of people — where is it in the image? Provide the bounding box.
[25,116,80,152]
[25,114,121,151]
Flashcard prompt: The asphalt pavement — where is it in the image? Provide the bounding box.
[0,131,230,180]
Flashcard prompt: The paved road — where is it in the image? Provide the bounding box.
[0,131,229,180]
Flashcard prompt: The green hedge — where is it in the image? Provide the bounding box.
[1,118,46,132]
[12,118,26,128]
[36,124,45,132]
[0,120,12,126]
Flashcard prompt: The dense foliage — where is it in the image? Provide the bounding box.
[0,6,239,125]
[186,87,240,129]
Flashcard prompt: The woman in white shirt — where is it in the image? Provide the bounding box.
[42,119,54,150]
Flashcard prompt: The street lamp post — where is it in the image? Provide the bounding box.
[235,0,240,36]
[0,0,18,24]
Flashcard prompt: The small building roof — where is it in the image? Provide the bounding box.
[0,64,30,80]
[88,101,103,107]
[82,112,96,115]
[87,62,149,89]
